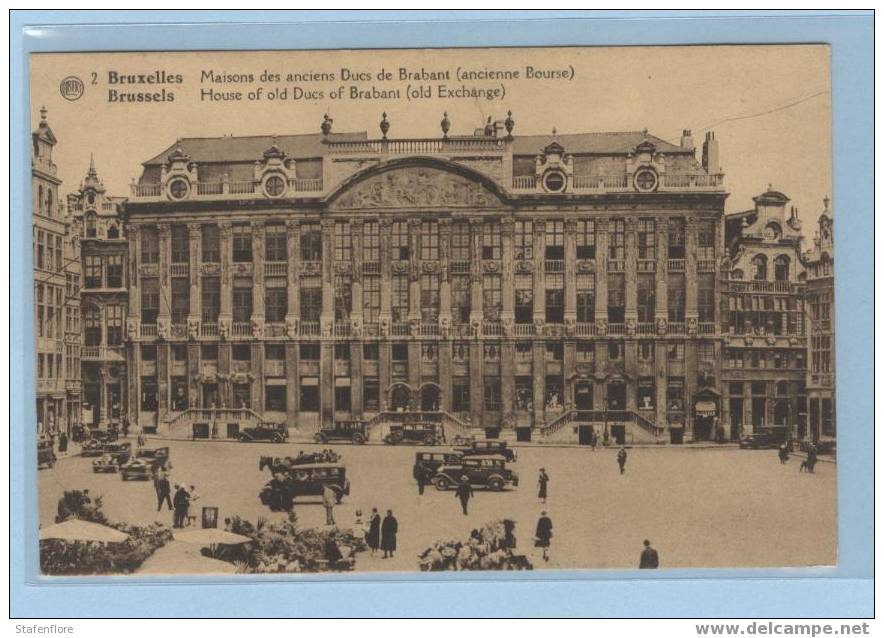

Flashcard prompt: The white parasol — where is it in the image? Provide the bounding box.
[39,519,129,544]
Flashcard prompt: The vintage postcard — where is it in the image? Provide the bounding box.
[31,45,835,576]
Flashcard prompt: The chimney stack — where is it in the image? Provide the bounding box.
[680,129,694,151]
[702,131,720,174]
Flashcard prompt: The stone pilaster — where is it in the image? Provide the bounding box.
[438,219,452,330]
[285,342,299,422]
[655,216,668,326]
[594,217,609,324]
[501,217,515,329]
[320,219,335,335]
[469,217,484,326]
[624,217,638,322]
[251,221,265,326]
[532,341,545,427]
[350,218,364,330]
[532,220,546,324]
[218,222,233,329]
[408,218,421,321]
[685,216,699,319]
[187,223,202,328]
[285,221,300,326]
[157,224,171,322]
[350,341,363,418]
[564,218,577,324]
[469,341,483,428]
[126,224,141,323]
[251,342,263,412]
[438,341,452,412]
[378,218,393,333]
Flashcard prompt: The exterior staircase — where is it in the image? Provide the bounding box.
[539,409,666,444]
[164,407,270,440]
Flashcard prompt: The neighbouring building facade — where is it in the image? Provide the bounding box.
[32,108,78,435]
[68,158,128,429]
[803,198,835,441]
[121,115,735,443]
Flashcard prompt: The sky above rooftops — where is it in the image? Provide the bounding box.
[30,45,830,221]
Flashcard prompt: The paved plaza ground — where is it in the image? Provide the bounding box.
[39,441,837,572]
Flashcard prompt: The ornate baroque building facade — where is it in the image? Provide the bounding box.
[121,116,738,443]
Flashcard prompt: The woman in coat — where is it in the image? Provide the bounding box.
[380,509,398,559]
[534,511,553,562]
[537,468,549,504]
[366,507,381,555]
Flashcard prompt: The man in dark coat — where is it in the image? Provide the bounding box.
[639,539,659,569]
[381,509,398,559]
[455,475,474,515]
[617,446,628,475]
[534,512,553,562]
[154,471,172,512]
[58,431,68,456]
[414,463,429,496]
[537,468,549,504]
[172,484,190,528]
[366,508,381,555]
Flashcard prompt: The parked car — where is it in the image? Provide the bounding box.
[259,463,350,511]
[238,423,288,443]
[120,459,153,481]
[450,434,476,447]
[413,451,464,478]
[80,430,118,457]
[384,422,445,446]
[431,455,519,492]
[454,439,517,462]
[315,420,369,444]
[92,455,121,473]
[739,428,788,449]
[37,439,56,469]
[135,446,171,471]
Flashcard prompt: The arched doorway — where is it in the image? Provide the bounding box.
[693,388,721,442]
[419,383,441,411]
[388,383,412,412]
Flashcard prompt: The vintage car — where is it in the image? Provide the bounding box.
[315,420,369,445]
[450,434,476,447]
[259,463,350,511]
[454,440,517,462]
[383,422,445,446]
[739,427,789,450]
[135,446,171,471]
[37,439,56,469]
[79,430,118,457]
[431,455,519,492]
[237,422,288,443]
[120,458,153,481]
[413,451,464,478]
[92,454,121,473]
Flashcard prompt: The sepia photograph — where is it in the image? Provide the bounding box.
[29,44,836,577]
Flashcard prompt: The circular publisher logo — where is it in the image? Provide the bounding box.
[59,76,84,101]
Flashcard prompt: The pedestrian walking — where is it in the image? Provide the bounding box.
[381,509,398,559]
[57,431,68,457]
[366,507,381,555]
[639,539,659,569]
[185,484,200,527]
[778,444,789,464]
[121,418,130,439]
[617,446,628,475]
[172,484,190,528]
[137,427,146,449]
[415,465,432,496]
[455,475,474,515]
[534,511,553,562]
[591,428,598,451]
[537,468,549,504]
[322,483,337,526]
[154,472,172,512]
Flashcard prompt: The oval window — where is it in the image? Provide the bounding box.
[264,174,286,198]
[168,178,190,200]
[543,170,566,193]
[634,169,658,192]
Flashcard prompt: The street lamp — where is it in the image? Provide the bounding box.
[603,397,609,444]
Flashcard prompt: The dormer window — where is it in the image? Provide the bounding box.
[542,170,566,193]
[86,191,96,206]
[634,168,658,192]
[263,174,286,198]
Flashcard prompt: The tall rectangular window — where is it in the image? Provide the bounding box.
[84,307,101,346]
[392,222,409,260]
[300,286,321,322]
[201,224,220,263]
[638,219,655,260]
[107,305,124,346]
[201,277,220,322]
[84,255,102,289]
[141,278,159,324]
[607,273,625,323]
[576,220,596,259]
[334,275,352,321]
[514,221,533,259]
[55,235,62,272]
[452,378,470,413]
[545,274,564,323]
[106,255,123,288]
[300,222,322,261]
[482,221,501,260]
[698,273,715,322]
[637,273,655,323]
[515,275,533,324]
[171,225,189,263]
[265,224,287,262]
[420,221,438,260]
[141,227,159,264]
[697,219,716,260]
[232,281,253,322]
[483,273,502,320]
[484,377,502,411]
[363,275,380,323]
[609,218,625,259]
[363,221,379,263]
[171,277,190,323]
[545,221,564,259]
[668,273,686,322]
[334,222,351,262]
[576,274,595,323]
[265,286,287,322]
[452,275,471,323]
[668,218,686,259]
[451,221,470,261]
[392,275,409,322]
[421,273,440,322]
[232,224,252,262]
[363,379,380,412]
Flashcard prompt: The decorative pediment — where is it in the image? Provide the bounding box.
[331,165,504,210]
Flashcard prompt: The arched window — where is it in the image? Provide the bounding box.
[731,269,744,280]
[85,214,97,238]
[752,255,767,281]
[107,224,119,239]
[774,255,790,281]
